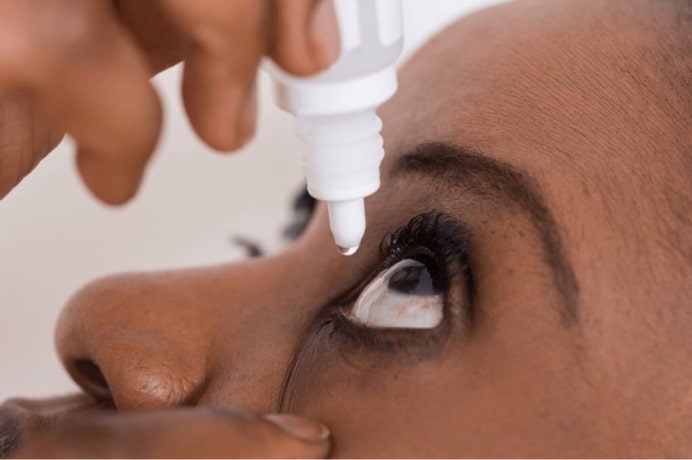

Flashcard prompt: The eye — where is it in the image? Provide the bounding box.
[346,258,443,329]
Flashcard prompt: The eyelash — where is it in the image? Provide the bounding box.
[318,211,474,354]
[379,212,472,297]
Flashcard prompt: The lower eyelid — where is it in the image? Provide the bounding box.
[278,303,450,411]
[278,275,465,410]
[328,306,453,357]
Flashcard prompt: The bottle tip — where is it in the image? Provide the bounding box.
[337,245,359,256]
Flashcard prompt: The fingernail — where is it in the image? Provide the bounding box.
[264,414,330,441]
[310,0,341,68]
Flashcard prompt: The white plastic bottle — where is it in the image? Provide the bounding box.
[268,0,404,255]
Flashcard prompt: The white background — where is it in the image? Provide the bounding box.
[0,0,508,401]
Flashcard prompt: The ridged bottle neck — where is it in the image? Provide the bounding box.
[295,109,384,202]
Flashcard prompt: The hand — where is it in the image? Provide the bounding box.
[0,0,339,203]
[0,93,64,201]
[1,394,330,458]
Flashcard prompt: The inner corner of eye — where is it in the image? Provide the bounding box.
[346,258,444,329]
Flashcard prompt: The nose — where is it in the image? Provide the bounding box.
[55,254,328,412]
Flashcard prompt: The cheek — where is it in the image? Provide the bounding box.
[281,323,591,457]
[281,336,479,457]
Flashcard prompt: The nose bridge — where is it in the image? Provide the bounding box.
[55,251,329,412]
[193,252,335,410]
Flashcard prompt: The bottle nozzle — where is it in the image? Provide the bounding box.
[337,245,359,256]
[327,199,365,256]
[267,0,403,259]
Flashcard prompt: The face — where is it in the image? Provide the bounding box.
[2,0,690,457]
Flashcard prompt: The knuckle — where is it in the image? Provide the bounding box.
[0,1,113,75]
[38,1,111,64]
[180,3,265,51]
[0,22,32,72]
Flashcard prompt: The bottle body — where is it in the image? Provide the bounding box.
[268,0,403,253]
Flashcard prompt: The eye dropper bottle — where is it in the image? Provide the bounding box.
[268,0,403,256]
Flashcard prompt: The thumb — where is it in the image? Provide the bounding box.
[269,0,341,76]
[14,406,330,458]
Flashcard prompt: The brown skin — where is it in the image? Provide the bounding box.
[2,0,691,457]
[0,0,339,203]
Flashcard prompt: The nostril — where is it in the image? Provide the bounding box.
[72,359,111,400]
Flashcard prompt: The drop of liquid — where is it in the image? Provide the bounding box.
[337,245,359,256]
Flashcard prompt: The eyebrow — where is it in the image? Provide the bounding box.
[393,142,580,323]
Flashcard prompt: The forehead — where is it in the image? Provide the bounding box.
[381,0,683,237]
[381,3,605,235]
[383,0,655,172]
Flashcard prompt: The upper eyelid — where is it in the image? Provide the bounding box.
[333,212,475,335]
[383,212,473,292]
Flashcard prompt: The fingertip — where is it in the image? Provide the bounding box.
[270,0,340,77]
[309,0,341,71]
[189,102,257,153]
[206,98,257,153]
[76,150,146,205]
[181,61,258,152]
[263,413,331,458]
[264,414,330,442]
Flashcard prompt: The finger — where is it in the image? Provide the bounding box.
[15,407,331,458]
[157,0,266,152]
[269,0,340,76]
[0,0,161,204]
[116,0,187,75]
[0,393,113,457]
[0,92,64,200]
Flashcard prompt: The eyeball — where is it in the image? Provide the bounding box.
[347,259,443,329]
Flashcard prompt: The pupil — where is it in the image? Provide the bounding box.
[387,264,436,295]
